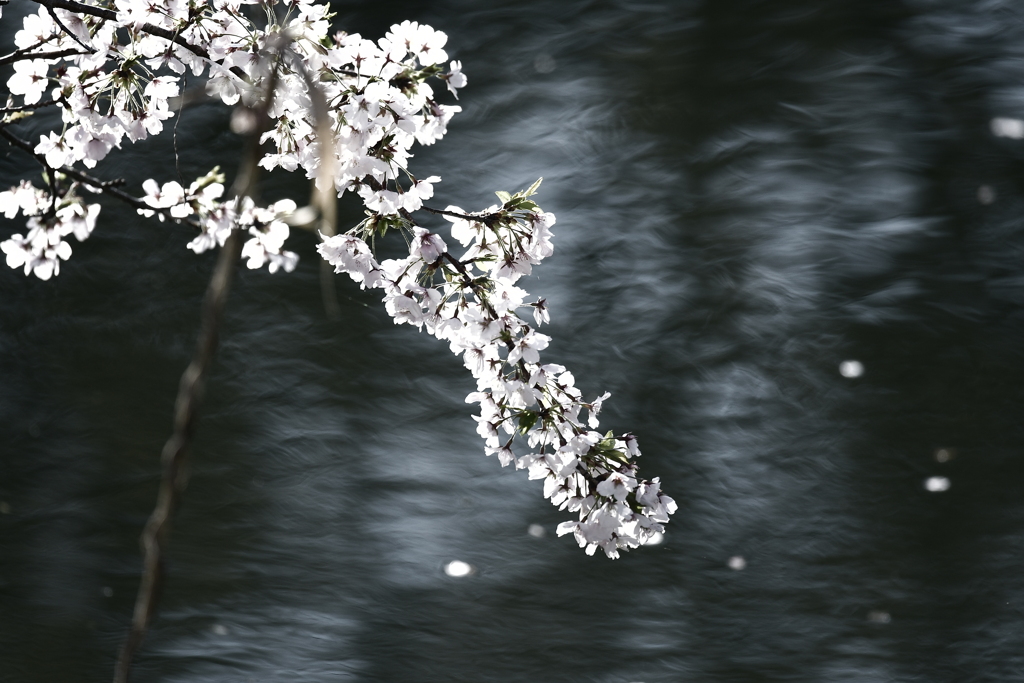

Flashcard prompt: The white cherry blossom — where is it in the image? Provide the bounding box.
[0,0,675,557]
[7,59,50,104]
[443,61,467,98]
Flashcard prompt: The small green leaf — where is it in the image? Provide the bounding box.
[523,177,543,197]
[495,190,512,204]
[608,449,631,464]
[518,411,538,434]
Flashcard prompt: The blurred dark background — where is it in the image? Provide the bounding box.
[4,0,1024,681]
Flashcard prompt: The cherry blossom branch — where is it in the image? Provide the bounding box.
[420,203,503,224]
[44,4,95,52]
[4,0,671,566]
[419,205,479,220]
[0,98,60,113]
[0,48,87,67]
[2,37,51,57]
[394,205,502,320]
[0,127,200,228]
[440,250,470,276]
[27,0,249,80]
[27,0,117,24]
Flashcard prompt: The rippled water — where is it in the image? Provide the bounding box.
[4,0,1024,681]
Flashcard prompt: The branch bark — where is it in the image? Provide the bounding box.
[0,48,87,67]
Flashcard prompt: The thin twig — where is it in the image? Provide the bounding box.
[44,5,95,52]
[1,38,50,60]
[0,127,201,229]
[394,204,504,325]
[438,249,502,322]
[0,99,60,114]
[0,47,87,67]
[26,0,117,25]
[420,204,498,222]
[173,76,186,188]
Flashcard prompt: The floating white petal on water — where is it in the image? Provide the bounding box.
[867,610,891,624]
[444,560,473,577]
[527,524,546,538]
[839,360,864,378]
[925,476,950,492]
[727,555,746,570]
[646,531,664,546]
[991,117,1024,139]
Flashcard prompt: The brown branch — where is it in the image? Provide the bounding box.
[44,4,95,52]
[0,34,79,65]
[0,127,200,229]
[111,40,286,683]
[0,48,89,66]
[26,0,117,24]
[0,98,60,113]
[420,204,502,223]
[420,204,474,220]
[1,38,49,59]
[441,250,503,323]
[441,250,471,278]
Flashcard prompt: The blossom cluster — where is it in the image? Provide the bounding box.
[138,169,299,272]
[319,183,677,558]
[1,0,675,557]
[3,0,465,278]
[0,178,100,280]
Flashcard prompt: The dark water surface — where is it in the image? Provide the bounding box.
[4,0,1024,681]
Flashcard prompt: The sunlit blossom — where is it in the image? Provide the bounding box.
[1,0,675,557]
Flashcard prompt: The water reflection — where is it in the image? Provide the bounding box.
[3,0,1024,681]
